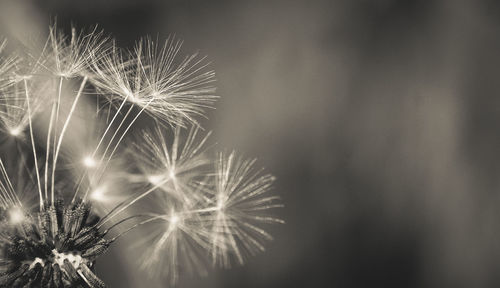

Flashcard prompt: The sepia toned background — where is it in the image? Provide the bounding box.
[2,0,500,287]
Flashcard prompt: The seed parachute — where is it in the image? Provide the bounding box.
[0,26,282,287]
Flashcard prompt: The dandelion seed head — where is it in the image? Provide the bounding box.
[0,201,110,286]
[0,25,281,287]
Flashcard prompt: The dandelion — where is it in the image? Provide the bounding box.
[0,25,282,287]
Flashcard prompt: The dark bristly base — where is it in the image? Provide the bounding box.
[0,199,108,287]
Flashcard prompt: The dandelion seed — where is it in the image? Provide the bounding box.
[130,124,211,205]
[90,37,218,126]
[0,53,48,139]
[134,198,213,284]
[206,151,284,267]
[47,25,108,79]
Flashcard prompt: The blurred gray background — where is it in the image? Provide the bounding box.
[2,0,500,287]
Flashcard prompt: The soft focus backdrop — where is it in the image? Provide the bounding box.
[2,0,500,287]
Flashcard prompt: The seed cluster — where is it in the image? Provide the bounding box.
[0,200,107,287]
[0,25,282,286]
